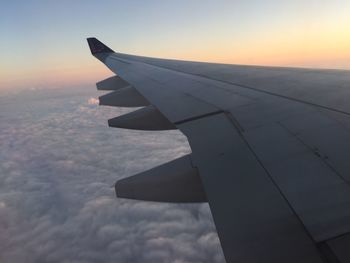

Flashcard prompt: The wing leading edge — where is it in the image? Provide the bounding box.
[87,37,350,263]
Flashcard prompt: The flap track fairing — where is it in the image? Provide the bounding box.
[115,155,207,203]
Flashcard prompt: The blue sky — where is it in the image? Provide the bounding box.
[1,0,350,89]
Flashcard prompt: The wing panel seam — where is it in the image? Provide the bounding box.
[116,54,350,116]
[226,112,319,244]
[277,121,350,187]
[174,110,223,125]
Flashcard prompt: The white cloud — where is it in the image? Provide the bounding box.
[88,97,99,105]
[0,86,225,263]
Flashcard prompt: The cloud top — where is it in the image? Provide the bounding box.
[0,86,224,263]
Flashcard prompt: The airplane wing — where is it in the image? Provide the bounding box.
[87,37,350,263]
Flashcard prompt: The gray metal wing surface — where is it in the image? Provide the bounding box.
[87,37,350,263]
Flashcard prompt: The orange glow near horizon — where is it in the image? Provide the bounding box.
[3,24,350,90]
[2,1,350,91]
[141,14,350,69]
[1,61,113,91]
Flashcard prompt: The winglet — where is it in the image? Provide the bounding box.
[87,37,114,55]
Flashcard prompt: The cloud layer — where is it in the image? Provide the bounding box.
[0,86,224,263]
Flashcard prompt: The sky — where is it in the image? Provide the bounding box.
[1,1,350,262]
[1,0,350,90]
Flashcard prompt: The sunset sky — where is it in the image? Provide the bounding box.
[1,2,350,262]
[1,0,350,90]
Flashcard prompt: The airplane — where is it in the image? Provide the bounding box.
[87,37,350,263]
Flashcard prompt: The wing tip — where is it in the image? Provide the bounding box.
[87,37,114,55]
